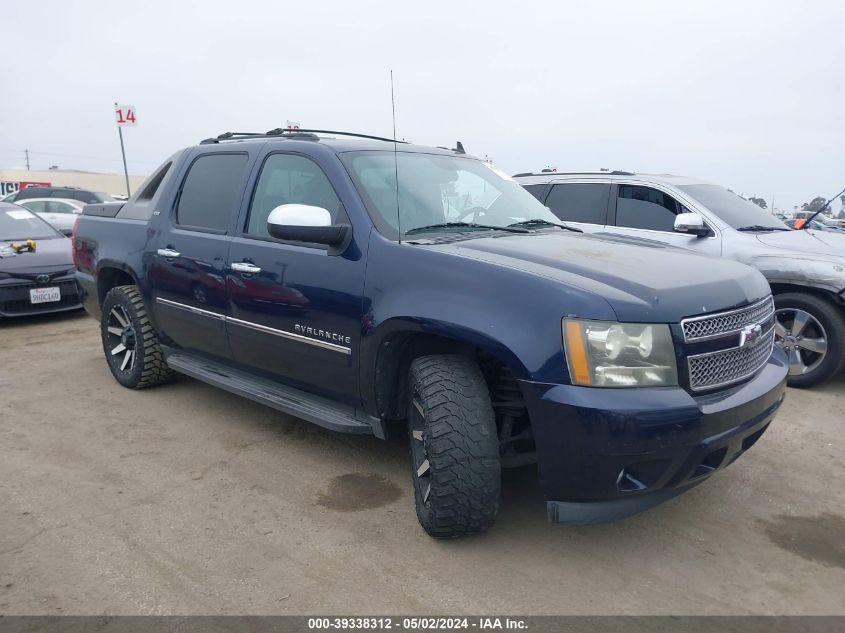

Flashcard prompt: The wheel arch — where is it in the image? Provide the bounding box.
[769,282,845,309]
[364,317,529,421]
[96,263,140,307]
[771,284,845,387]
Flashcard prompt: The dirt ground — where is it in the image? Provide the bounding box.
[1,310,843,615]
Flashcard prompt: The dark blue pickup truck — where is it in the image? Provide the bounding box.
[74,129,788,537]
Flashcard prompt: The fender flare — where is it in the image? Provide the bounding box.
[360,316,531,418]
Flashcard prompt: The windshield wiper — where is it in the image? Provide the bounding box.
[736,225,790,232]
[404,222,529,236]
[508,219,583,233]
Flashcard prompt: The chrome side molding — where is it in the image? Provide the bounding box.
[155,297,351,355]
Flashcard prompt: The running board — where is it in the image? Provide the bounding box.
[165,352,383,438]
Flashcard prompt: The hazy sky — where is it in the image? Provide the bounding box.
[2,0,843,211]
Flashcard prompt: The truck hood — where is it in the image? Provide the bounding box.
[755,229,845,256]
[422,231,770,322]
[0,237,74,274]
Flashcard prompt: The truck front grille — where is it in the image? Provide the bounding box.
[682,296,775,341]
[682,296,777,392]
[687,325,775,391]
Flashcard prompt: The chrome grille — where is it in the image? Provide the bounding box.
[682,296,775,341]
[688,326,775,391]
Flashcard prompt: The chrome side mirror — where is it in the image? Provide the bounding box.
[266,204,350,248]
[674,213,709,237]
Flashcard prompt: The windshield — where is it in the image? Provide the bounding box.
[0,206,62,240]
[342,151,562,239]
[678,184,787,230]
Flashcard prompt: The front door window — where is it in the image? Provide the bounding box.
[615,185,682,232]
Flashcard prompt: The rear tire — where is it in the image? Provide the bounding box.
[101,285,174,389]
[774,292,845,388]
[407,355,500,538]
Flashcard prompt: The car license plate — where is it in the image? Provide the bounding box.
[30,286,61,304]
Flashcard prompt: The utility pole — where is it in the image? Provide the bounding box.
[25,149,30,171]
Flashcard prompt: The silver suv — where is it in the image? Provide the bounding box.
[514,171,845,387]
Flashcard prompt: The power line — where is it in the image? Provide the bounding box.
[0,147,161,166]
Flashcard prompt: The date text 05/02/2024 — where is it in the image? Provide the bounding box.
[307,617,528,630]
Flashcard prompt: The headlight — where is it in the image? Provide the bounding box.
[563,319,678,387]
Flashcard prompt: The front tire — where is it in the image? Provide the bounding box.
[101,285,174,389]
[407,355,501,538]
[774,292,845,388]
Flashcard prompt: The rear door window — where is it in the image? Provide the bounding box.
[47,201,77,214]
[16,188,47,200]
[22,200,46,213]
[615,185,680,232]
[545,183,610,225]
[176,153,249,232]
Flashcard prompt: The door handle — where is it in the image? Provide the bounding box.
[157,248,181,258]
[230,262,262,274]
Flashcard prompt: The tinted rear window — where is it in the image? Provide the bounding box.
[71,191,106,203]
[545,183,610,224]
[138,162,172,201]
[16,187,49,200]
[176,153,249,232]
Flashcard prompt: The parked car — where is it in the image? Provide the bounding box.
[17,198,85,235]
[74,130,787,537]
[784,218,845,233]
[515,171,845,386]
[4,186,114,204]
[0,202,81,317]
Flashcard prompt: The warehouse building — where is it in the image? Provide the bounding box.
[0,168,148,199]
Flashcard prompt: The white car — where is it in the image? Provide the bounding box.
[17,198,85,235]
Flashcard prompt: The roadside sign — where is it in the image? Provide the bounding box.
[1,181,51,197]
[113,101,134,197]
[115,105,138,127]
[286,121,301,130]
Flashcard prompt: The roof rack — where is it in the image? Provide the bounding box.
[200,128,408,145]
[512,170,635,177]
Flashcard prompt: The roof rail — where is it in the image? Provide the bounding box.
[512,170,636,177]
[200,128,408,145]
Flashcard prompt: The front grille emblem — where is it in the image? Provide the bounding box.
[739,323,763,348]
[36,274,51,283]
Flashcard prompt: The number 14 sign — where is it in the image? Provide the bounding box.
[115,105,137,126]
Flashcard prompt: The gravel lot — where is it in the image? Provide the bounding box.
[1,310,843,615]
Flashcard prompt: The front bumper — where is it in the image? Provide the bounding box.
[521,348,788,524]
[0,277,82,317]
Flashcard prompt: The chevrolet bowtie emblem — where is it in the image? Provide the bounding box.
[739,323,763,348]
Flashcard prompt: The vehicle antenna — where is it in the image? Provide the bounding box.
[391,70,401,244]
[802,185,845,229]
